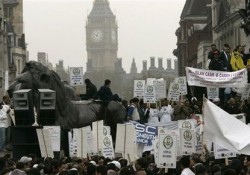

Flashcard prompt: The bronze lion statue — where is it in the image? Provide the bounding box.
[8,61,126,139]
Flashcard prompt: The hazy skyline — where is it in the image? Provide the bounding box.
[23,0,186,73]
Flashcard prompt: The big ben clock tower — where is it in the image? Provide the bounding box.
[86,0,118,72]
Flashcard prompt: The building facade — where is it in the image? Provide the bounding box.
[0,0,26,99]
[174,0,212,76]
[211,0,248,50]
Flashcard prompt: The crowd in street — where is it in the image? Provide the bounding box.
[0,150,250,175]
[0,43,250,175]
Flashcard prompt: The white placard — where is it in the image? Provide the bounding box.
[36,129,54,158]
[77,126,92,158]
[143,85,156,103]
[134,80,145,98]
[180,129,195,155]
[36,129,47,158]
[195,126,203,154]
[43,126,61,152]
[102,135,115,159]
[186,67,248,88]
[158,133,177,168]
[70,67,83,86]
[214,144,236,159]
[167,82,180,101]
[92,120,103,154]
[174,76,187,95]
[147,78,157,85]
[115,123,137,163]
[178,119,196,130]
[68,129,78,157]
[207,87,219,100]
[153,80,166,100]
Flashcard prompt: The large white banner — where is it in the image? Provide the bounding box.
[203,98,250,155]
[134,80,145,98]
[186,67,247,88]
[70,67,84,86]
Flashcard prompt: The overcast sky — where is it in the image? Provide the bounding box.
[23,0,186,73]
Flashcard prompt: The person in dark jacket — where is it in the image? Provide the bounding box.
[95,79,121,104]
[80,79,97,100]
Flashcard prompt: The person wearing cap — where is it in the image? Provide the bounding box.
[230,45,246,71]
[19,156,33,171]
[208,44,222,70]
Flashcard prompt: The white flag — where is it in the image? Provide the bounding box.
[203,98,250,155]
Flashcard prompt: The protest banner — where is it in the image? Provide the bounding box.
[153,79,167,100]
[133,123,157,146]
[167,82,180,101]
[180,129,195,155]
[144,84,156,103]
[174,76,187,95]
[115,123,137,163]
[214,144,236,159]
[134,80,146,98]
[102,135,115,159]
[186,67,247,88]
[69,67,84,86]
[43,126,61,152]
[158,133,177,168]
[36,129,54,158]
[207,87,219,100]
[92,120,104,155]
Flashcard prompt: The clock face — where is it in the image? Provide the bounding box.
[111,29,116,42]
[91,29,103,42]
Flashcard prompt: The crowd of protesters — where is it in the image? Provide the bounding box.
[0,150,250,175]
